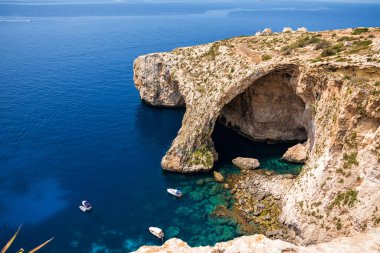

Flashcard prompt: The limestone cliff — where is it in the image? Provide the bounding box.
[134,28,380,244]
[134,228,380,253]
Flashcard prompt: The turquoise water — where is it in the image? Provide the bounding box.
[0,1,379,252]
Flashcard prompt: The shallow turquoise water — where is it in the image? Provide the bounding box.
[0,1,379,252]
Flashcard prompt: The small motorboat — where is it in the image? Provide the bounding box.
[149,227,164,240]
[79,200,92,212]
[167,188,182,198]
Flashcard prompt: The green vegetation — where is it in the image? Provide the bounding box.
[315,40,331,50]
[189,144,214,168]
[343,152,359,168]
[351,27,369,35]
[348,40,372,54]
[310,57,322,63]
[328,189,358,211]
[321,43,344,57]
[204,43,221,60]
[335,218,342,230]
[375,81,380,87]
[291,35,322,48]
[261,54,272,61]
[337,36,355,42]
[282,35,322,54]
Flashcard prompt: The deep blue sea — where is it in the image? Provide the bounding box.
[0,1,379,252]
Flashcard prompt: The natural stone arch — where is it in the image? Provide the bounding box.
[161,64,314,173]
[217,64,310,143]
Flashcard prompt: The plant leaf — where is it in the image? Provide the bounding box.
[1,225,22,253]
[28,237,54,253]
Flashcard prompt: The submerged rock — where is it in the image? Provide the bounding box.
[282,143,307,164]
[189,191,204,201]
[232,157,260,170]
[213,171,224,182]
[166,226,180,238]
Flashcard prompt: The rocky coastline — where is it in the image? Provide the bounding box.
[133,27,380,251]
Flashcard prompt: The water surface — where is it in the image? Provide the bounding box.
[0,1,379,252]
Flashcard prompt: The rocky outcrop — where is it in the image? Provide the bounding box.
[232,157,260,170]
[134,28,380,244]
[226,170,296,240]
[134,227,380,253]
[282,143,308,163]
[213,171,224,182]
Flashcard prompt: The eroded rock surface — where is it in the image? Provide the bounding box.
[134,28,380,244]
[232,157,260,170]
[134,227,380,253]
[282,143,308,163]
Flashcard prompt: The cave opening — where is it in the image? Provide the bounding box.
[212,67,309,174]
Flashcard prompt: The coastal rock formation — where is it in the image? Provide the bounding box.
[134,28,380,244]
[232,157,260,170]
[213,171,224,182]
[282,143,308,163]
[134,227,380,253]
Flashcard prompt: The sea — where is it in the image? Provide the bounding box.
[0,1,379,252]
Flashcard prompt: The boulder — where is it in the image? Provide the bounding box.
[282,27,293,33]
[282,143,307,164]
[232,157,260,170]
[213,171,224,182]
[263,28,272,35]
[297,27,308,32]
[344,41,353,47]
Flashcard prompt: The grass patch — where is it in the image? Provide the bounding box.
[204,42,221,60]
[290,35,322,48]
[321,42,344,57]
[343,152,359,168]
[352,27,369,35]
[189,144,214,168]
[262,54,272,61]
[348,39,372,54]
[315,40,331,50]
[328,189,358,211]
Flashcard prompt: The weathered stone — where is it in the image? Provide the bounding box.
[213,171,224,182]
[263,214,271,220]
[134,28,380,246]
[232,157,260,170]
[263,28,272,35]
[283,27,293,33]
[297,27,308,32]
[282,143,308,164]
[134,228,380,253]
[253,204,264,216]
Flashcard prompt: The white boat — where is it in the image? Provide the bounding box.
[167,188,182,198]
[79,200,92,212]
[149,227,164,239]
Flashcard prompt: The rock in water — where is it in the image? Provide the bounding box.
[282,143,307,164]
[213,171,224,182]
[232,157,260,170]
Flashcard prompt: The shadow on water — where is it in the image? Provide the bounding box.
[212,122,303,175]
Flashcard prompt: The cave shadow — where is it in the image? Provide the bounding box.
[212,66,308,175]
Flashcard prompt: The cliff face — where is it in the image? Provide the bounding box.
[133,28,380,244]
[134,228,380,253]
